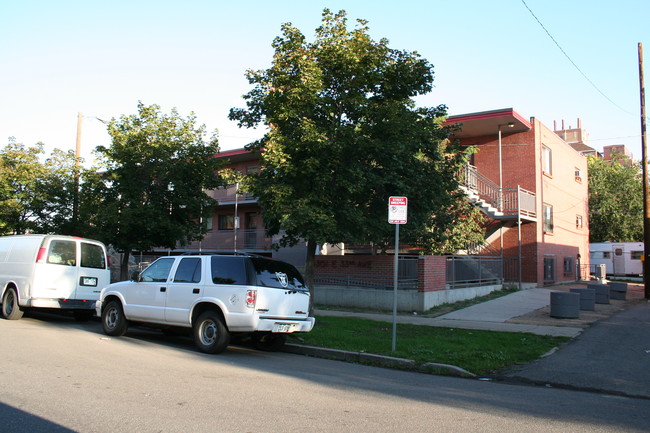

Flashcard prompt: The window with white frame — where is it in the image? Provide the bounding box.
[575,167,582,182]
[576,215,583,229]
[543,145,552,175]
[543,203,554,233]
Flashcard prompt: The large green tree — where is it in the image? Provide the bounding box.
[230,9,481,296]
[0,138,48,234]
[0,139,83,235]
[35,148,80,234]
[588,153,644,242]
[92,102,225,279]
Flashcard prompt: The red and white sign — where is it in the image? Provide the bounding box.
[388,196,408,224]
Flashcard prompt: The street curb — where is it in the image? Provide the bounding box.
[283,343,477,378]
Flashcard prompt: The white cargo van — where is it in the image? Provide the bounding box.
[0,234,110,320]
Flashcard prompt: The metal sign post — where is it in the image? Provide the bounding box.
[388,196,407,352]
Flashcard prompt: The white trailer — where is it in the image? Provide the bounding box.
[589,242,644,276]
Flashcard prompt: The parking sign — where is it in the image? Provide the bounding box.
[388,196,407,224]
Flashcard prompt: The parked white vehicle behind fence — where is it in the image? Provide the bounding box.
[0,234,110,320]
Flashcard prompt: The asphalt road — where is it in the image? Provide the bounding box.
[1,311,649,433]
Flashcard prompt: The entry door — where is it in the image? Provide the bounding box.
[612,244,625,275]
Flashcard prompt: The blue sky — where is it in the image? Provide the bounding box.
[2,0,648,165]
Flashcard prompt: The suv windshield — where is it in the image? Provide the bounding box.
[250,257,306,290]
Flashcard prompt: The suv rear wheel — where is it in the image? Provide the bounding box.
[193,311,230,354]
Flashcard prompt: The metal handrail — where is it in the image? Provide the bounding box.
[460,164,502,209]
[460,164,536,220]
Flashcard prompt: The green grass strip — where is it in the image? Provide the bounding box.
[295,315,568,376]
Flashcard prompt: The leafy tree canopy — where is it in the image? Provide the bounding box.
[0,138,48,234]
[230,9,481,257]
[92,102,225,277]
[0,138,80,235]
[588,152,643,242]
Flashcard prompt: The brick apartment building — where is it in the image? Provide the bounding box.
[183,107,590,289]
[445,108,590,287]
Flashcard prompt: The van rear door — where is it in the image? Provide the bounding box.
[31,238,109,306]
[75,240,110,302]
[32,238,79,301]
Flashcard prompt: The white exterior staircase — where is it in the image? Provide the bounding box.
[459,164,537,222]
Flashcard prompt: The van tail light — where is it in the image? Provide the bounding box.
[36,248,47,263]
[246,290,257,309]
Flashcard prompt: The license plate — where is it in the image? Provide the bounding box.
[80,277,98,287]
[273,323,292,333]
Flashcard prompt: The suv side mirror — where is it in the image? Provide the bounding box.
[131,271,142,282]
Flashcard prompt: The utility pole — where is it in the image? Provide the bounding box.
[638,43,650,299]
[73,112,82,229]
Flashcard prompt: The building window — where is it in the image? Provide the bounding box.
[218,214,234,230]
[564,257,574,276]
[631,251,643,260]
[576,215,583,229]
[544,257,555,282]
[543,145,552,175]
[205,216,213,231]
[543,203,554,233]
[603,251,611,259]
[575,167,582,182]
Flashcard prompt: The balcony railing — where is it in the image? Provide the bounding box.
[208,185,257,204]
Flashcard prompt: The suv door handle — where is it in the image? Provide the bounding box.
[193,288,200,294]
[160,287,167,292]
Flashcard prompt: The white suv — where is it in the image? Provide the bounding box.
[96,254,315,354]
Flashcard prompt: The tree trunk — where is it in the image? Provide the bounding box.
[304,239,317,314]
[120,249,131,281]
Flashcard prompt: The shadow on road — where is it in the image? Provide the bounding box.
[0,402,76,433]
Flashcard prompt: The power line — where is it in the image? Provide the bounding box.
[520,0,637,116]
[590,135,641,142]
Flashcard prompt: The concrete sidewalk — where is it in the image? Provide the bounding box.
[314,288,583,337]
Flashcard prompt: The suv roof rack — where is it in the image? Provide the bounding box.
[180,251,252,256]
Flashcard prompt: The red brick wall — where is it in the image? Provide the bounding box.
[314,255,447,292]
[315,255,395,279]
[418,256,446,292]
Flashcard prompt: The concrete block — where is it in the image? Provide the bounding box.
[570,287,596,311]
[608,282,628,300]
[550,292,580,319]
[588,283,610,304]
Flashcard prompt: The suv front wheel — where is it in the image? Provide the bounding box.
[102,300,128,336]
[193,311,230,354]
